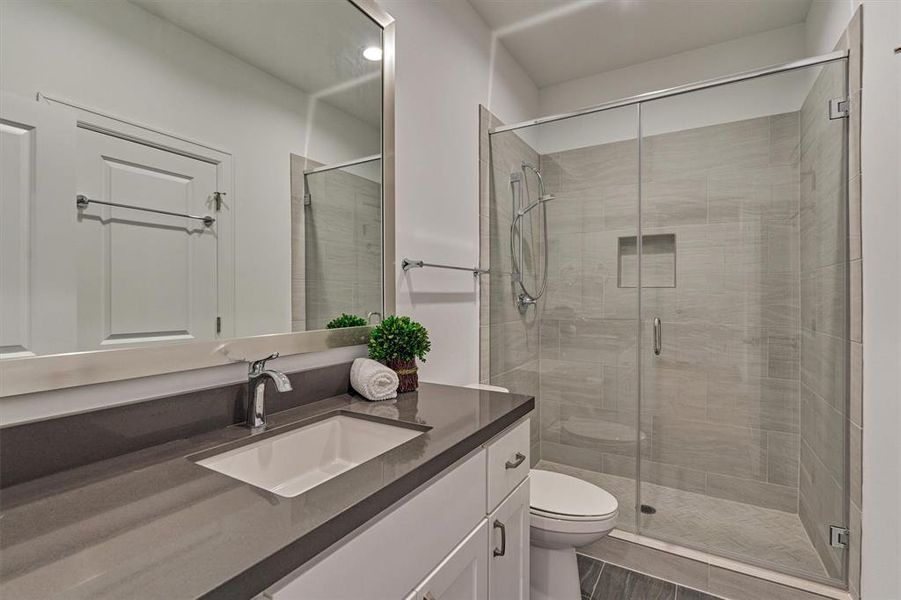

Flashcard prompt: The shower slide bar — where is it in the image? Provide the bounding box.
[401,258,489,278]
[489,49,849,134]
[75,195,215,227]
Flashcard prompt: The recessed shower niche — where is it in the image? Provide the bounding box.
[617,234,675,288]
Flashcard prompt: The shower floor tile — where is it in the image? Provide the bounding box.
[535,460,828,579]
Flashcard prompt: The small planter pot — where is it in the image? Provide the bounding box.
[387,358,418,393]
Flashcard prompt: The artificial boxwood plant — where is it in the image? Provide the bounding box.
[368,315,430,362]
[368,316,430,392]
[326,313,368,329]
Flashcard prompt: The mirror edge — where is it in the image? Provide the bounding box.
[0,0,396,398]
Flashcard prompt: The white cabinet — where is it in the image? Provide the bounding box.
[265,419,531,600]
[406,522,489,600]
[486,420,530,512]
[266,450,487,600]
[489,478,530,600]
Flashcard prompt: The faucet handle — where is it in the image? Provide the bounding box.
[249,352,279,374]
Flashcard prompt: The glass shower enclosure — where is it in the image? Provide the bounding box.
[485,53,850,586]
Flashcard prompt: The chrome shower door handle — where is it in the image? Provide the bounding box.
[653,317,662,356]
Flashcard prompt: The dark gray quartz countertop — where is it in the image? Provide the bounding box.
[0,383,533,600]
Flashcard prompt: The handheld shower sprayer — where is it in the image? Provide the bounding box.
[511,162,553,311]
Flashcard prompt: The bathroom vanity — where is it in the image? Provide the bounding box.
[0,378,533,599]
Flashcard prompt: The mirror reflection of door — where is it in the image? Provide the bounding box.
[0,93,77,357]
[75,128,220,350]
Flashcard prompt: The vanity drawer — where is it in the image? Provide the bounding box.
[486,419,530,512]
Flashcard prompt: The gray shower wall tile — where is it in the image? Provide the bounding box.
[801,263,847,339]
[799,328,845,411]
[850,422,861,509]
[490,318,539,376]
[706,472,798,513]
[640,364,707,422]
[539,318,561,360]
[850,341,862,426]
[642,116,770,181]
[766,431,801,488]
[542,440,603,472]
[641,177,708,228]
[538,359,606,407]
[769,112,801,166]
[800,384,845,485]
[490,128,539,177]
[706,375,799,433]
[551,139,638,193]
[798,439,844,578]
[603,454,707,495]
[648,417,768,482]
[850,258,861,343]
[558,318,637,365]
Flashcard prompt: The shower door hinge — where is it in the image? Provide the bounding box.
[830,526,850,549]
[829,97,850,120]
[216,316,222,334]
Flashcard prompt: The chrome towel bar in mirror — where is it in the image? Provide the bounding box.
[76,195,215,227]
[401,258,489,277]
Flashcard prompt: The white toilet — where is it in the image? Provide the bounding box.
[529,469,618,600]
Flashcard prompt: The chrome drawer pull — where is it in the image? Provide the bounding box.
[505,452,526,469]
[493,519,506,557]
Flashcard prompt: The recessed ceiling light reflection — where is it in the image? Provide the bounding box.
[363,46,383,61]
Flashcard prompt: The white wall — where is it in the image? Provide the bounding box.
[856,3,901,598]
[380,0,539,386]
[531,24,810,153]
[805,1,901,598]
[0,0,380,339]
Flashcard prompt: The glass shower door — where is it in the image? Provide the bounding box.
[487,106,641,533]
[636,61,850,585]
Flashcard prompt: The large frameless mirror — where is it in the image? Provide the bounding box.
[0,0,395,395]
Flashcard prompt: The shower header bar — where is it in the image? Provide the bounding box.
[303,154,381,175]
[489,50,849,134]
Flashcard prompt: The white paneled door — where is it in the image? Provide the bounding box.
[75,127,219,350]
[0,92,77,357]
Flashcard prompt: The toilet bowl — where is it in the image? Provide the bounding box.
[529,469,618,600]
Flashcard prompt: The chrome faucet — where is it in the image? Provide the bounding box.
[246,353,293,432]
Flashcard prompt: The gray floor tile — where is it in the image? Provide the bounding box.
[578,554,604,599]
[676,587,726,600]
[592,563,676,600]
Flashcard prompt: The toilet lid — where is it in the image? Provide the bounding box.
[530,469,618,520]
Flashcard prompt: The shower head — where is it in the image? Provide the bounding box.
[540,194,555,203]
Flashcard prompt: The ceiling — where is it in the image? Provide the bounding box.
[131,0,382,126]
[469,0,813,87]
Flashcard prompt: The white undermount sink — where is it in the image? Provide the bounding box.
[196,414,424,498]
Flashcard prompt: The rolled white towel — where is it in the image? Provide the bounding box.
[351,358,399,401]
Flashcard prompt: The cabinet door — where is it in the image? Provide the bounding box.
[489,477,530,600]
[409,521,488,600]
